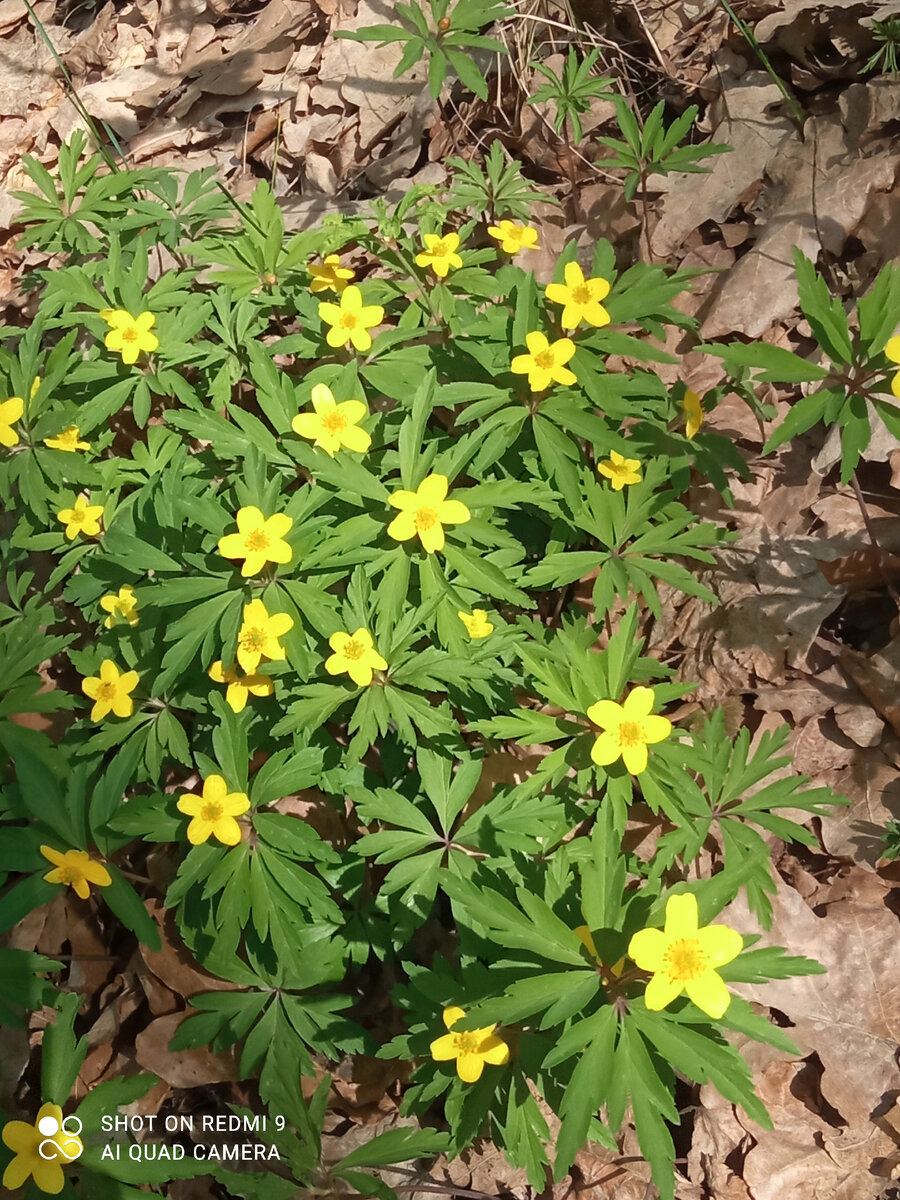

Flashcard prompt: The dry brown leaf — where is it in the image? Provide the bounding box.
[140,900,241,999]
[721,871,900,1129]
[318,0,427,150]
[135,1013,237,1087]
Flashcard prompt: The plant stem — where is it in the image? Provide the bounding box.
[717,0,805,130]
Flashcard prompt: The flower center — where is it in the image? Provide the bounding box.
[71,509,87,524]
[414,506,439,531]
[241,627,267,652]
[340,312,359,330]
[534,350,555,369]
[343,639,365,661]
[59,866,80,884]
[454,1031,479,1054]
[97,681,116,700]
[663,937,707,982]
[122,327,138,342]
[618,721,645,747]
[321,411,348,434]
[201,802,224,822]
[244,530,270,552]
[430,242,449,257]
[571,285,592,304]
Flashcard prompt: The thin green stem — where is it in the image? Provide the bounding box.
[717,0,805,130]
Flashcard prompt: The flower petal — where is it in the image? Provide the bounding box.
[624,686,655,717]
[664,892,699,937]
[456,1053,485,1083]
[627,927,667,971]
[586,700,624,730]
[644,969,685,1011]
[697,923,743,967]
[621,741,649,775]
[685,970,732,1018]
[590,731,622,766]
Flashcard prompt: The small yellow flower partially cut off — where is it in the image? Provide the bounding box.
[628,892,743,1019]
[100,584,139,629]
[291,384,371,456]
[209,661,274,713]
[325,628,387,687]
[40,846,112,900]
[44,426,90,452]
[0,396,24,448]
[81,659,139,721]
[387,473,470,554]
[2,1103,83,1193]
[586,686,671,776]
[510,331,576,392]
[429,1006,510,1083]
[574,925,626,984]
[309,254,355,294]
[218,506,293,577]
[415,231,463,279]
[318,286,384,353]
[487,220,540,254]
[885,336,900,399]
[682,389,704,439]
[597,450,642,490]
[236,599,293,674]
[545,261,611,330]
[57,495,104,540]
[100,309,159,365]
[177,774,250,846]
[458,609,493,639]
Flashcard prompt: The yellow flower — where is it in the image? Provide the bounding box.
[487,220,540,254]
[40,846,112,901]
[57,495,104,540]
[387,473,470,554]
[318,285,384,352]
[208,660,274,713]
[236,599,293,673]
[597,450,642,490]
[0,396,24,448]
[429,1006,510,1084]
[510,331,577,392]
[291,383,371,456]
[2,1103,83,1193]
[309,253,355,294]
[176,774,249,846]
[586,686,671,776]
[81,659,139,721]
[415,231,463,279]
[545,261,611,330]
[218,506,293,577]
[99,309,159,365]
[458,609,493,639]
[43,426,90,452]
[100,584,139,629]
[886,336,900,399]
[574,925,626,984]
[682,389,704,439]
[628,892,743,1019]
[324,628,387,687]
[0,379,38,449]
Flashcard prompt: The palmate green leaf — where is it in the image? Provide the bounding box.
[335,1125,450,1170]
[103,865,162,949]
[612,1021,678,1200]
[858,259,900,355]
[443,543,530,605]
[718,944,826,983]
[793,247,853,365]
[552,1005,618,1180]
[42,992,88,1105]
[630,1005,771,1128]
[443,875,586,966]
[0,949,61,1026]
[701,340,830,383]
[249,746,323,808]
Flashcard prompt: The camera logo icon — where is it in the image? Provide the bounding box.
[37,1114,83,1161]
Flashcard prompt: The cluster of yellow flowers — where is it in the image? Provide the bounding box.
[430,891,742,1085]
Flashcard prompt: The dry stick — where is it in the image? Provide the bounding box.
[849,471,900,606]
